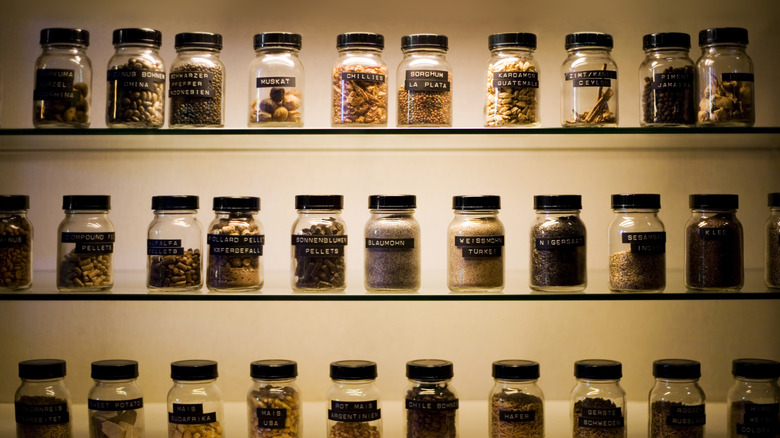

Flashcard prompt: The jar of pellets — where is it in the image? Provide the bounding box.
[485,32,540,127]
[169,32,225,128]
[57,195,114,292]
[168,360,224,438]
[489,360,544,438]
[206,197,264,292]
[291,195,347,292]
[648,359,706,438]
[249,32,304,127]
[562,32,618,127]
[147,195,202,291]
[248,360,302,438]
[0,195,33,290]
[327,360,382,438]
[88,360,145,438]
[727,359,780,438]
[15,359,73,438]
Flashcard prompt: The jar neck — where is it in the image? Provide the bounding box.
[703,43,747,52]
[403,47,447,55]
[567,46,611,54]
[734,376,778,384]
[495,378,538,384]
[253,377,296,384]
[21,377,65,384]
[577,378,621,385]
[655,378,699,384]
[536,209,581,215]
[297,209,342,215]
[173,378,216,385]
[115,43,160,51]
[154,209,198,215]
[0,210,28,215]
[410,378,451,385]
[93,378,135,384]
[644,48,689,56]
[176,47,221,55]
[64,209,109,215]
[42,44,87,52]
[454,209,499,215]
[613,208,659,214]
[691,208,737,214]
[256,47,299,55]
[370,209,415,215]
[492,47,535,55]
[332,378,376,385]
[338,46,383,54]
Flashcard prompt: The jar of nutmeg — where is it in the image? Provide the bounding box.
[249,32,304,127]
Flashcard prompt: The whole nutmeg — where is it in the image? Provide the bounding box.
[270,87,285,103]
[283,93,302,111]
[259,98,277,114]
[288,110,302,123]
[273,106,289,121]
[258,111,273,122]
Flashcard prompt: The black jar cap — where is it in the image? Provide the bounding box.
[574,359,622,380]
[251,360,298,379]
[565,32,613,49]
[152,195,199,210]
[369,194,416,209]
[171,360,218,380]
[699,27,749,46]
[19,359,67,379]
[91,359,139,380]
[768,193,780,207]
[330,360,377,380]
[213,196,260,211]
[0,195,29,210]
[643,32,690,50]
[406,359,454,380]
[40,28,89,46]
[534,194,581,210]
[492,360,540,380]
[612,194,660,209]
[113,28,162,47]
[453,195,500,210]
[254,32,302,50]
[653,359,701,379]
[296,195,343,210]
[689,194,738,210]
[63,195,110,210]
[337,32,384,49]
[175,32,222,50]
[732,358,780,379]
[489,32,537,50]
[402,34,448,51]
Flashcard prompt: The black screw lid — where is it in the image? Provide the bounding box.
[402,34,448,51]
[213,196,260,211]
[40,28,89,46]
[492,360,540,380]
[534,194,581,210]
[489,33,537,50]
[251,360,298,379]
[612,194,661,209]
[330,360,377,380]
[574,359,622,380]
[62,195,110,210]
[254,32,302,50]
[768,193,780,207]
[369,194,416,209]
[0,195,29,210]
[171,360,218,380]
[732,358,780,379]
[91,359,139,380]
[406,359,454,381]
[175,32,222,50]
[689,194,738,210]
[296,195,343,210]
[653,359,701,379]
[337,32,384,49]
[699,27,749,46]
[152,195,199,210]
[19,359,67,379]
[113,28,162,47]
[453,195,500,210]
[565,32,613,49]
[643,32,691,50]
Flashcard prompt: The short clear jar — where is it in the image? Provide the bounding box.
[364,195,420,292]
[106,28,165,128]
[206,197,264,292]
[57,195,114,292]
[530,195,586,291]
[561,32,618,127]
[727,358,780,438]
[15,359,73,438]
[168,360,224,438]
[485,32,540,127]
[608,194,666,292]
[88,360,145,438]
[696,28,754,126]
[147,195,202,291]
[571,359,626,438]
[766,193,780,289]
[397,34,452,127]
[291,195,347,292]
[685,194,743,290]
[249,32,304,127]
[169,32,225,128]
[405,359,459,438]
[33,28,92,128]
[448,195,505,292]
[0,195,33,290]
[489,360,544,438]
[639,32,695,126]
[248,360,302,438]
[327,360,382,438]
[332,33,388,126]
[649,359,706,438]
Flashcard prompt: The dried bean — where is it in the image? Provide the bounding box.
[0,214,32,289]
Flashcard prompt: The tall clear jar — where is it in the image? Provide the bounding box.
[0,195,33,290]
[696,28,754,126]
[88,360,145,438]
[397,34,452,127]
[767,193,780,289]
[106,28,165,128]
[364,194,420,292]
[448,195,504,292]
[327,360,382,438]
[639,32,695,126]
[15,359,72,438]
[404,359,459,438]
[33,28,91,128]
[168,360,224,438]
[561,32,618,127]
[685,194,743,290]
[727,358,780,438]
[485,32,540,127]
[249,32,304,127]
[147,195,202,291]
[248,360,302,438]
[649,359,706,438]
[489,360,544,438]
[608,194,666,292]
[530,195,586,291]
[291,195,347,292]
[332,33,388,126]
[571,359,626,438]
[206,197,264,292]
[169,32,224,128]
[57,195,114,292]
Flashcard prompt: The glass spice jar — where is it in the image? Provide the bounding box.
[106,28,165,128]
[485,32,540,127]
[88,360,145,438]
[364,195,420,292]
[332,32,388,126]
[489,360,544,438]
[57,195,114,292]
[571,359,626,438]
[0,195,33,290]
[327,360,382,438]
[33,28,92,128]
[147,195,202,291]
[206,197,264,292]
[405,359,459,438]
[530,195,587,291]
[291,195,347,292]
[169,32,225,128]
[648,359,706,438]
[561,32,618,127]
[727,358,780,438]
[639,32,695,126]
[249,32,304,127]
[765,193,780,289]
[15,359,73,438]
[248,360,302,438]
[168,360,224,438]
[397,34,452,127]
[448,195,505,292]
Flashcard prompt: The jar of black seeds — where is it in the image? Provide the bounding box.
[649,359,706,438]
[0,195,33,290]
[405,359,459,438]
[765,193,780,289]
[364,195,420,292]
[206,197,264,292]
[639,32,695,126]
[571,359,626,438]
[147,196,202,291]
[489,360,544,438]
[169,32,225,128]
[608,194,665,292]
[291,195,347,292]
[727,359,780,438]
[530,195,586,292]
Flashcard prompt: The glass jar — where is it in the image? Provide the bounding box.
[249,32,303,127]
[530,195,586,291]
[767,193,780,289]
[169,32,225,128]
[696,27,754,126]
[571,359,626,438]
[639,32,695,126]
[608,194,666,292]
[106,28,165,128]
[685,194,743,290]
[15,359,72,438]
[404,359,459,438]
[397,34,452,127]
[0,195,33,290]
[147,195,202,291]
[291,195,347,292]
[649,359,706,438]
[88,360,145,438]
[168,360,224,438]
[57,195,114,292]
[485,32,540,127]
[448,195,505,292]
[206,197,264,292]
[561,32,618,127]
[33,28,91,128]
[332,33,388,126]
[364,195,420,292]
[489,360,544,438]
[327,360,382,438]
[727,358,780,438]
[248,359,302,438]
